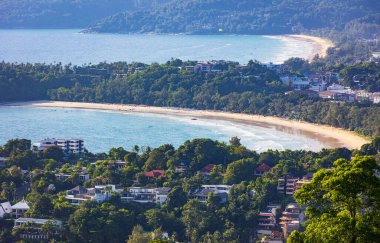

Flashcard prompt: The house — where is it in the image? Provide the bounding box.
[191,185,232,203]
[122,187,171,205]
[195,62,213,72]
[200,164,215,178]
[33,138,84,154]
[11,199,30,218]
[14,218,62,240]
[91,160,127,170]
[255,164,272,176]
[55,172,90,182]
[65,185,121,205]
[0,201,12,218]
[144,170,166,179]
[294,178,311,191]
[174,162,188,173]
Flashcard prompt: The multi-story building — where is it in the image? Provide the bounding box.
[256,205,281,237]
[33,138,84,154]
[277,177,310,195]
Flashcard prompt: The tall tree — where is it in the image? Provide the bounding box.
[290,156,380,243]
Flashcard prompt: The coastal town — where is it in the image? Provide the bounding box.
[1,136,356,242]
[73,59,380,104]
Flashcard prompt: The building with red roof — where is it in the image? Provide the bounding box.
[144,170,166,179]
[255,163,272,176]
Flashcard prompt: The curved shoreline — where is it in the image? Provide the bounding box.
[270,34,334,61]
[2,101,369,150]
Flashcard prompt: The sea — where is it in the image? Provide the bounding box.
[0,29,313,65]
[0,29,327,152]
[0,106,331,153]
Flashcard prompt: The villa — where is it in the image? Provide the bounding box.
[122,187,171,205]
[191,185,232,203]
[65,185,122,205]
[11,199,30,218]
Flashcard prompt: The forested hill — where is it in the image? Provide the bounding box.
[85,0,380,37]
[0,0,170,28]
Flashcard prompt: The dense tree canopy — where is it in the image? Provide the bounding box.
[290,156,380,242]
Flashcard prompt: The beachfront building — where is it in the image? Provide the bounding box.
[122,187,171,205]
[33,138,84,154]
[65,185,122,205]
[14,218,62,240]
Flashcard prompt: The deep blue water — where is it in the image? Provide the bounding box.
[0,29,313,64]
[0,106,329,153]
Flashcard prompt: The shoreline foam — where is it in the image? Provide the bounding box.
[284,34,334,60]
[1,101,369,150]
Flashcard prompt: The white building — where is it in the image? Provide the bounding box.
[0,202,12,218]
[11,199,30,218]
[65,185,121,205]
[122,187,171,205]
[33,138,84,154]
[55,172,90,182]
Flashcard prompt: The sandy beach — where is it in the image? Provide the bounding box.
[284,34,334,60]
[3,101,369,150]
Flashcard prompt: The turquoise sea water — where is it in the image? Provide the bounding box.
[0,106,331,152]
[0,29,313,64]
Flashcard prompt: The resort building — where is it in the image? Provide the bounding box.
[14,218,62,240]
[121,187,171,205]
[65,185,122,205]
[33,138,84,154]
